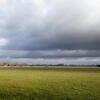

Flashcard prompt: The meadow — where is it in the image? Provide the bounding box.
[0,67,99,100]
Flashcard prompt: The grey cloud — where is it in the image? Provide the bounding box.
[0,50,100,58]
[0,0,100,64]
[1,0,99,50]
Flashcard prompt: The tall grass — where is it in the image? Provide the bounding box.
[0,67,99,100]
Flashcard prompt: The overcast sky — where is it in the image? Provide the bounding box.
[0,0,100,65]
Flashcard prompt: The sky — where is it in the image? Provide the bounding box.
[0,0,100,65]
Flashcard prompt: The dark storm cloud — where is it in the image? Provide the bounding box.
[0,50,100,59]
[0,0,100,51]
[0,0,100,64]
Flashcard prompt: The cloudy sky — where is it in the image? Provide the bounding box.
[0,0,100,65]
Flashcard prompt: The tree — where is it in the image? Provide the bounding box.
[97,65,100,67]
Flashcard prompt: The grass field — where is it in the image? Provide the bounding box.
[0,67,99,100]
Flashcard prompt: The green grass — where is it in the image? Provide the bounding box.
[0,67,99,100]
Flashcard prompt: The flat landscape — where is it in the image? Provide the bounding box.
[0,67,99,100]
